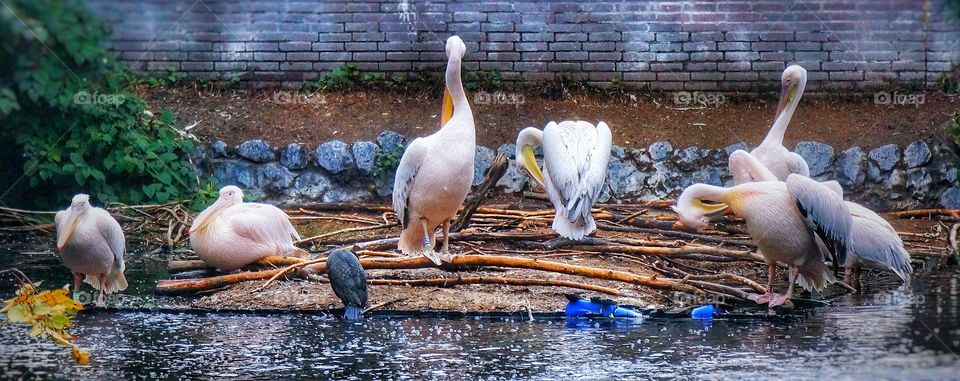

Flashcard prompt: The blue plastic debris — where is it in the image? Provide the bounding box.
[564,294,642,318]
[691,304,717,319]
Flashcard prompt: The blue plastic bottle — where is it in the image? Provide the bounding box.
[564,294,642,318]
[691,304,717,319]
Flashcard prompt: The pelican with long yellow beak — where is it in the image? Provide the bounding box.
[189,186,302,270]
[515,121,612,240]
[675,153,852,306]
[735,65,809,184]
[55,194,128,306]
[729,150,911,292]
[392,36,475,265]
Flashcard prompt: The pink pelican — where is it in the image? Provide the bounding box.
[675,153,852,306]
[736,65,809,183]
[55,194,128,306]
[393,36,475,265]
[189,186,302,270]
[515,121,612,240]
[727,150,911,294]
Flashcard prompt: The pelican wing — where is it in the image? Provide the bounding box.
[392,137,427,228]
[93,208,126,269]
[786,152,810,177]
[849,217,912,281]
[786,174,853,269]
[820,180,843,196]
[846,201,897,235]
[227,204,299,244]
[728,149,777,183]
[542,121,611,223]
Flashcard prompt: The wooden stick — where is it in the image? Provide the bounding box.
[282,204,395,213]
[356,250,403,258]
[296,223,397,244]
[166,256,308,273]
[560,243,763,263]
[167,260,211,273]
[157,254,706,295]
[158,269,288,294]
[680,273,766,294]
[369,276,623,296]
[885,209,960,220]
[598,223,756,248]
[362,297,408,314]
[453,152,509,232]
[318,231,558,250]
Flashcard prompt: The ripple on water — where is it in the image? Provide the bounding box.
[0,247,959,379]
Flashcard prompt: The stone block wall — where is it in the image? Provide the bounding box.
[85,0,960,90]
[193,130,960,210]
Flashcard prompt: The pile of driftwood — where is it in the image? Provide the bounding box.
[150,197,952,307]
[0,156,954,308]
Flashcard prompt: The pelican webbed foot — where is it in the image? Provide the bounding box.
[438,249,456,263]
[748,292,773,304]
[767,293,791,307]
[420,249,444,266]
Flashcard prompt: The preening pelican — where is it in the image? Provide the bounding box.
[736,65,809,183]
[516,121,612,240]
[392,36,475,265]
[189,186,302,271]
[55,194,127,306]
[326,249,368,320]
[731,150,912,291]
[674,172,852,306]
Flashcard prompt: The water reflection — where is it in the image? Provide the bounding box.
[0,250,958,379]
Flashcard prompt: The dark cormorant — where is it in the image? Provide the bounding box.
[326,249,368,320]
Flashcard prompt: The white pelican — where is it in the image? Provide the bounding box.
[843,202,912,291]
[189,186,302,270]
[55,194,127,306]
[515,121,612,240]
[730,150,912,291]
[393,36,475,265]
[736,65,809,183]
[674,169,852,306]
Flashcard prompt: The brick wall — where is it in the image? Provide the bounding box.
[86,0,960,90]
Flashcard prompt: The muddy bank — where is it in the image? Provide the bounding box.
[142,86,957,150]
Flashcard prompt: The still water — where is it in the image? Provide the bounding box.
[0,250,958,380]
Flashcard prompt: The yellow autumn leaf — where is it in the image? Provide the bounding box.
[6,304,30,323]
[46,328,70,346]
[71,347,90,364]
[46,315,69,330]
[48,304,68,316]
[4,281,90,365]
[31,301,52,316]
[29,323,43,337]
[39,289,73,306]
